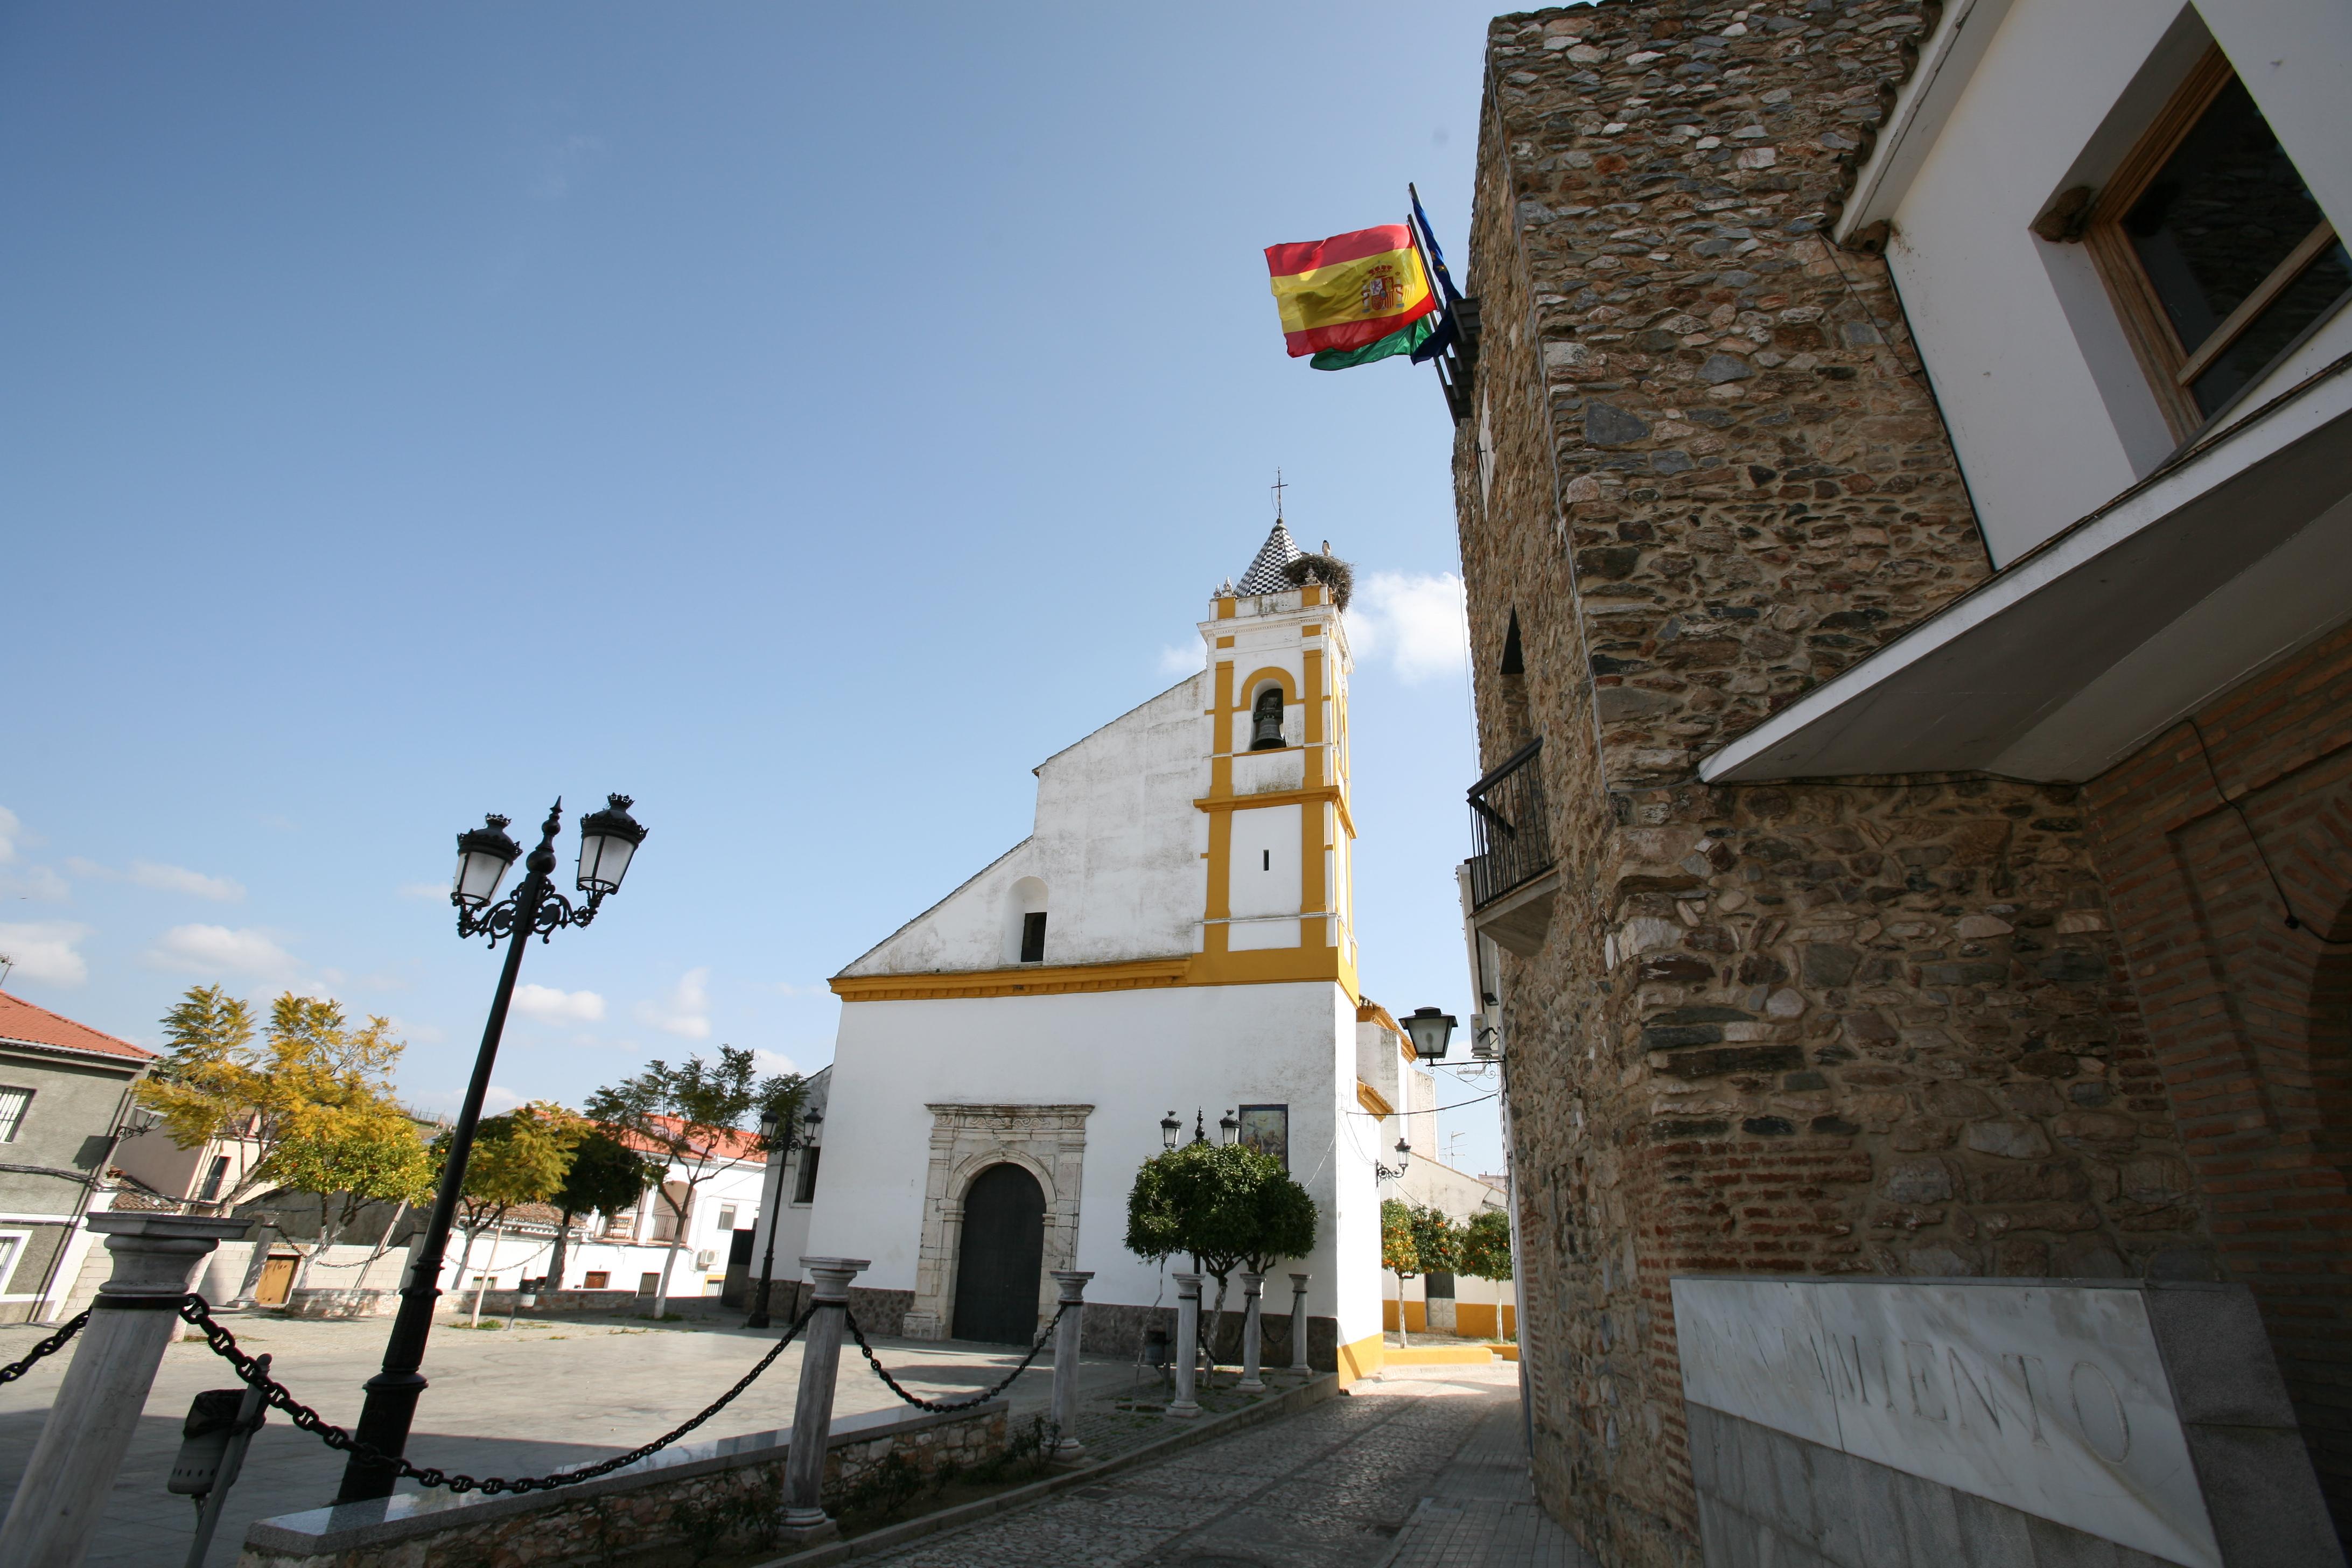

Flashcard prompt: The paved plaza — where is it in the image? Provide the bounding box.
[0,1306,1135,1568]
[860,1362,1589,1568]
[2,1310,1580,1568]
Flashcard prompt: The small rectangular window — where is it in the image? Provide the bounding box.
[638,1272,661,1296]
[1263,850,1271,870]
[716,1204,737,1232]
[794,1145,823,1205]
[0,1088,30,1143]
[1019,911,1047,963]
[2084,51,2350,431]
[583,1271,611,1290]
[198,1154,231,1201]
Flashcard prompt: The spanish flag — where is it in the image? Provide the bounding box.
[1266,224,1437,369]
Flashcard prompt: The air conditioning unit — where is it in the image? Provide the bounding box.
[694,1249,716,1271]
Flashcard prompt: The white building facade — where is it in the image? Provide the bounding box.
[807,524,1394,1381]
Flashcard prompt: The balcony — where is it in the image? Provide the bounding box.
[1464,739,1557,957]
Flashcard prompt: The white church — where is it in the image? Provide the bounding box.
[801,521,1424,1383]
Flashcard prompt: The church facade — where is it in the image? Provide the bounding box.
[806,523,1394,1380]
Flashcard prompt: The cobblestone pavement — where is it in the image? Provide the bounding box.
[864,1363,1589,1568]
[0,1309,1129,1568]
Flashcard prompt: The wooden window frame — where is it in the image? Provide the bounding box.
[2082,47,2341,438]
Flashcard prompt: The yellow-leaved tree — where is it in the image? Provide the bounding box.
[137,986,432,1301]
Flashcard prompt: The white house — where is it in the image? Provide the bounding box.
[805,522,1398,1382]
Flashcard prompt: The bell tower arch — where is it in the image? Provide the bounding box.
[1195,521,1357,992]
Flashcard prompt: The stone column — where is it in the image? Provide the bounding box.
[1047,1270,1091,1464]
[0,1213,249,1568]
[1289,1273,1311,1374]
[1237,1272,1266,1391]
[1169,1272,1202,1418]
[776,1256,869,1545]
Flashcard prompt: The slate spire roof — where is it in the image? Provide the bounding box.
[1234,520,1304,595]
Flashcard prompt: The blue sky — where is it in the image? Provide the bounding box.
[1,2,1515,1175]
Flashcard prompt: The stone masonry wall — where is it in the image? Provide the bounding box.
[1455,4,2214,1564]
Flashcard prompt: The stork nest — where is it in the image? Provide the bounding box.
[1283,552,1354,611]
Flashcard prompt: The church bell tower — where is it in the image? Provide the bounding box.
[1194,520,1357,995]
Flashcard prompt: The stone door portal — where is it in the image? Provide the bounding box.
[952,1163,1046,1344]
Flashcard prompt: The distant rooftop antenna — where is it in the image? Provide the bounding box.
[0,954,13,989]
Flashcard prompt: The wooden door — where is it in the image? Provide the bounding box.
[256,1255,298,1306]
[952,1164,1045,1345]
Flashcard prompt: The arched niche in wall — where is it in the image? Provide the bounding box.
[1004,876,1048,964]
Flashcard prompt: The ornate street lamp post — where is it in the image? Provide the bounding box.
[335,795,647,1504]
[1374,1136,1413,1184]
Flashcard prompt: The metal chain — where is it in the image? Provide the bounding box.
[844,1301,1069,1414]
[0,1311,90,1385]
[178,1294,816,1495]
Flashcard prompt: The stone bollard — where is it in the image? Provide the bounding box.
[0,1213,249,1568]
[1047,1270,1091,1464]
[776,1256,869,1546]
[1237,1272,1266,1391]
[1169,1272,1203,1418]
[1289,1272,1311,1374]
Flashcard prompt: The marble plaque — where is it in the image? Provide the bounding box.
[1671,1276,2221,1568]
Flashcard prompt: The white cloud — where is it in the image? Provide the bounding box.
[0,806,18,863]
[147,923,298,979]
[64,857,244,901]
[384,1016,449,1045]
[0,921,93,986]
[637,966,713,1039]
[750,1048,800,1077]
[1351,571,1470,684]
[129,860,244,901]
[513,984,607,1024]
[1,865,72,902]
[1157,645,1202,676]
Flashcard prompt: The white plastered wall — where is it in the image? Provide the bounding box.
[1880,0,2352,566]
[806,981,1379,1345]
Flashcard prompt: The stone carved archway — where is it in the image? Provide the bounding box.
[902,1104,1090,1341]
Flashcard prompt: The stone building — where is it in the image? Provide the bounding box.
[1449,0,2349,1563]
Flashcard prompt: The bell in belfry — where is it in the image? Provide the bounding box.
[1250,687,1286,751]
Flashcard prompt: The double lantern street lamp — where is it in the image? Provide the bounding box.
[1152,1005,1460,1182]
[335,795,648,1506]
[745,1102,823,1331]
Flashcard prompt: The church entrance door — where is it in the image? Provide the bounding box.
[953,1163,1046,1345]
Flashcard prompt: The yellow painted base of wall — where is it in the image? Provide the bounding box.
[1335,1332,1385,1389]
[1382,1345,1503,1366]
[1382,1300,1427,1333]
[1492,1343,1520,1362]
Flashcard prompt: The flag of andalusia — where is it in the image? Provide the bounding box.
[1265,224,1437,370]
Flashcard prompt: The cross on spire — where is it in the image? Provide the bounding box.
[1271,469,1287,522]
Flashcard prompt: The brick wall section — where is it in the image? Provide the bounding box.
[2083,619,2352,1530]
[1457,4,2215,1564]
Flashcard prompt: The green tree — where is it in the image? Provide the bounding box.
[1125,1142,1318,1375]
[587,1046,789,1316]
[443,1103,579,1324]
[1378,1200,1460,1346]
[269,1107,437,1294]
[1458,1208,1513,1283]
[545,1125,664,1293]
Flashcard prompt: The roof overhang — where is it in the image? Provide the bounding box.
[1701,356,2352,785]
[0,1034,151,1073]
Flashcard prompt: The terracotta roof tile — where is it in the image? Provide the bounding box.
[0,990,156,1065]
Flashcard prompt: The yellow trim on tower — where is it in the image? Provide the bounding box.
[1193,786,1354,840]
[1215,635,1234,648]
[1215,597,1236,619]
[1356,1080,1392,1118]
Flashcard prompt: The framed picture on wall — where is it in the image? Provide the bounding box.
[1237,1104,1289,1169]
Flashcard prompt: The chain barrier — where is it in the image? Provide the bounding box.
[844,1300,1069,1415]
[177,1294,818,1495]
[0,1310,90,1386]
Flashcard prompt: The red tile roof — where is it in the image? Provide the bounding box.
[0,990,156,1065]
[617,1114,768,1165]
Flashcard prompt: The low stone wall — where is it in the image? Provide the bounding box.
[239,1400,1007,1568]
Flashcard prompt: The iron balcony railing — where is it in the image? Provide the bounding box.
[1467,738,1553,910]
